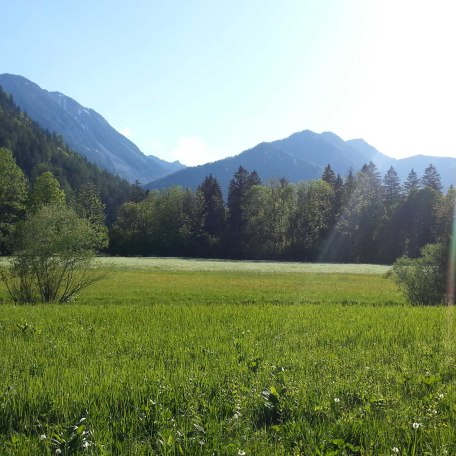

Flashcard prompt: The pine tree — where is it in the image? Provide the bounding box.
[421,164,443,193]
[197,175,226,237]
[403,169,420,194]
[321,164,337,187]
[226,167,262,257]
[382,166,402,215]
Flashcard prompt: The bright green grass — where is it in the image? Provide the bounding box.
[0,258,455,455]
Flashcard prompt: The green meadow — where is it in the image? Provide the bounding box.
[0,258,455,455]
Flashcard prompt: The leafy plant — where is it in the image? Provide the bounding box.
[0,205,107,304]
[387,243,447,305]
[51,412,93,455]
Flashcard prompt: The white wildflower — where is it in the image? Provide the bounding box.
[412,422,422,429]
[334,397,340,403]
[39,434,46,441]
[238,451,246,456]
[392,447,399,454]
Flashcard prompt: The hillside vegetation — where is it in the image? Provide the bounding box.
[0,87,140,222]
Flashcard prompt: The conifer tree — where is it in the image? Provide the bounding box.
[382,166,402,216]
[421,164,443,193]
[403,169,420,194]
[197,175,225,237]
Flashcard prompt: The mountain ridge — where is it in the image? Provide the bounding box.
[0,73,184,183]
[146,130,456,195]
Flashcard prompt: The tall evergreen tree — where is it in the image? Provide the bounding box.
[421,164,443,193]
[377,166,404,263]
[382,166,402,216]
[336,163,383,262]
[226,166,261,257]
[403,169,420,195]
[342,169,355,207]
[197,175,225,237]
[321,164,337,187]
[321,164,343,226]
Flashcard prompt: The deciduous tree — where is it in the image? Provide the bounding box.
[0,148,27,254]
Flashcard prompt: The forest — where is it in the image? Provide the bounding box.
[110,162,453,265]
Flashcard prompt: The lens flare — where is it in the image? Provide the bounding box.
[447,201,456,305]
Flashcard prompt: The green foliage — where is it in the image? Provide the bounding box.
[0,205,107,303]
[75,183,109,249]
[243,178,294,259]
[27,171,66,214]
[388,243,448,305]
[50,412,93,455]
[289,180,334,259]
[0,148,27,254]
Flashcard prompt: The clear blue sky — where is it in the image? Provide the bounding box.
[1,0,455,165]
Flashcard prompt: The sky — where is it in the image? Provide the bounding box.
[1,0,456,166]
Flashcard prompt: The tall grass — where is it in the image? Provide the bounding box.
[0,259,454,454]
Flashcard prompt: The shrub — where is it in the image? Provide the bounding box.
[0,205,107,304]
[388,243,448,305]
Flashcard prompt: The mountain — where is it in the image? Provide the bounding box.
[348,141,456,189]
[146,130,456,195]
[145,130,392,195]
[0,74,184,183]
[0,85,140,223]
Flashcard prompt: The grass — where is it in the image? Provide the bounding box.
[0,258,455,455]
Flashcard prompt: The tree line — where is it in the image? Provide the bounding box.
[109,162,453,264]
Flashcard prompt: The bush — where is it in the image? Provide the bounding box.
[388,243,448,305]
[0,205,107,304]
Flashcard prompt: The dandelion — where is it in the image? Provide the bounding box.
[55,450,62,455]
[412,422,422,429]
[334,397,340,403]
[238,451,246,456]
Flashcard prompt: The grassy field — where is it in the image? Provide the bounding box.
[0,258,455,455]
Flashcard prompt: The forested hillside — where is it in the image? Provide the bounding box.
[0,74,185,183]
[0,87,142,222]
